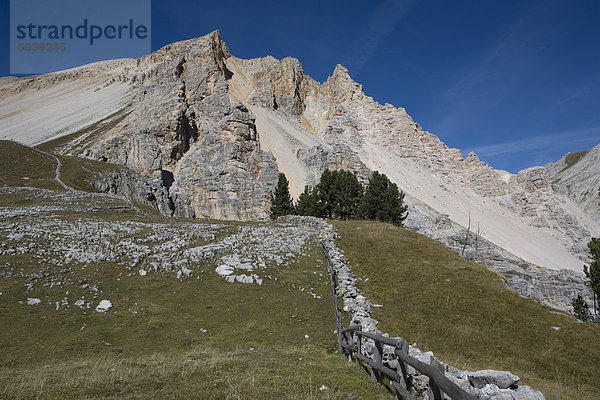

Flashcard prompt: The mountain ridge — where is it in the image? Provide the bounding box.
[0,31,598,282]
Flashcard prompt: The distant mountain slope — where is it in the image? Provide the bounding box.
[0,60,133,145]
[225,50,599,273]
[0,31,598,278]
[545,145,600,220]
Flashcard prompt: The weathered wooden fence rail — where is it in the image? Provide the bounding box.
[322,241,477,400]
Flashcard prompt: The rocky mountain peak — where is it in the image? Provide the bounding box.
[0,30,598,280]
[323,64,365,103]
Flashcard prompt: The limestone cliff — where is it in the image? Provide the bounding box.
[225,51,598,274]
[0,31,279,220]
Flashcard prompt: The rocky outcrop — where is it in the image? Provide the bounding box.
[85,32,280,220]
[2,31,279,221]
[87,166,174,215]
[169,103,278,220]
[297,144,371,186]
[545,145,600,223]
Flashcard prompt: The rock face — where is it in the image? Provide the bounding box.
[1,31,279,220]
[224,50,598,274]
[0,31,598,309]
[544,145,600,226]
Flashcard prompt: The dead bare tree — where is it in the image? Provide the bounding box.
[475,222,480,261]
[461,211,471,256]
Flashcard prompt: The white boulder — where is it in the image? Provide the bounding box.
[95,299,113,313]
[27,298,41,306]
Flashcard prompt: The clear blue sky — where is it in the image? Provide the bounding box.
[1,0,599,173]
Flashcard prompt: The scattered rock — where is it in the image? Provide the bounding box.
[95,299,113,313]
[27,298,41,306]
[511,386,546,400]
[468,370,519,389]
[479,384,500,398]
[74,299,89,309]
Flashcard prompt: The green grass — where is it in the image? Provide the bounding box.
[0,138,157,215]
[0,140,62,191]
[0,237,389,399]
[332,220,600,400]
[57,155,128,193]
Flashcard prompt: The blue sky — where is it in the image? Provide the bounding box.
[1,0,599,173]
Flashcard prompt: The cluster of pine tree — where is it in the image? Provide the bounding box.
[270,169,408,225]
[573,237,600,322]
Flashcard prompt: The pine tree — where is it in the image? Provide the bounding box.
[358,171,408,225]
[572,294,590,321]
[584,237,600,315]
[269,173,294,219]
[316,169,335,219]
[331,170,363,220]
[310,169,364,220]
[296,185,320,217]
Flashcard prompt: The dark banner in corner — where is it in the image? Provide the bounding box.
[10,0,151,75]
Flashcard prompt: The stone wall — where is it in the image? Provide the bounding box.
[317,218,546,400]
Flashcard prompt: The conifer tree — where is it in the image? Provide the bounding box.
[316,169,335,218]
[572,294,590,321]
[310,169,364,220]
[296,185,320,217]
[331,170,363,220]
[269,173,294,219]
[584,237,600,315]
[358,171,407,225]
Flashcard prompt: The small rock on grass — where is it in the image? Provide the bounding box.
[27,298,41,305]
[95,299,113,313]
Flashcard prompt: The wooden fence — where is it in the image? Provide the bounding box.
[321,241,477,400]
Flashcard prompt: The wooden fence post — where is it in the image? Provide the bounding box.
[395,339,412,399]
[371,337,383,382]
[428,356,445,400]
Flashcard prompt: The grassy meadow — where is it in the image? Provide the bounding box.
[1,139,599,399]
[333,220,600,400]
